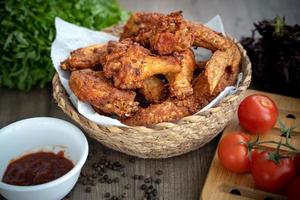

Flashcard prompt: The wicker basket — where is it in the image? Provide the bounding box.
[52,25,252,159]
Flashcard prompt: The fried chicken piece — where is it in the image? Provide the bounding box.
[121,11,193,55]
[189,23,241,92]
[139,49,195,102]
[121,12,163,47]
[121,11,241,93]
[122,95,197,126]
[69,69,139,117]
[103,40,181,89]
[122,50,240,126]
[61,44,107,71]
[166,49,196,99]
[139,76,167,103]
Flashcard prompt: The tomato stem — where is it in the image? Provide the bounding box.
[247,136,260,153]
[252,145,300,156]
[246,121,299,162]
[277,137,282,154]
[255,140,296,150]
[250,121,298,153]
[278,120,298,144]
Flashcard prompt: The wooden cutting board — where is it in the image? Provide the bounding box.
[201,89,300,200]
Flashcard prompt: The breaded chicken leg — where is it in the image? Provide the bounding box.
[166,49,196,99]
[103,40,181,89]
[61,44,107,71]
[69,69,139,117]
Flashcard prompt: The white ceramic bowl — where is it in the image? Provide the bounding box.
[0,117,89,200]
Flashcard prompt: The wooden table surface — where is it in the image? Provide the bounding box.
[1,0,299,200]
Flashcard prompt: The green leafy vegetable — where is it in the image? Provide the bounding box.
[0,0,129,90]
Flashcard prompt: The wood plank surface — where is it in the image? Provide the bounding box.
[1,0,300,199]
[201,90,300,200]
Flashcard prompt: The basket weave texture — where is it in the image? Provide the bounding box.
[52,25,252,159]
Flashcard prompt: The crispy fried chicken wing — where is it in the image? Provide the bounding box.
[122,95,198,126]
[121,11,193,55]
[103,40,181,89]
[121,12,163,47]
[189,23,241,92]
[138,49,195,102]
[61,44,107,71]
[166,49,196,99]
[69,69,139,117]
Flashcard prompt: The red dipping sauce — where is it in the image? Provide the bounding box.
[2,151,74,186]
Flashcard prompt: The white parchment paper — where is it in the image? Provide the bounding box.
[51,16,242,127]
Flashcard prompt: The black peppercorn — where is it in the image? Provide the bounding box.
[104,192,111,198]
[103,174,109,180]
[85,187,92,193]
[107,179,112,184]
[140,184,147,190]
[155,170,163,176]
[133,175,139,180]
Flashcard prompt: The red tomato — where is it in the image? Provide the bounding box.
[217,132,251,173]
[287,176,300,200]
[238,94,278,134]
[251,151,296,193]
[295,154,300,175]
